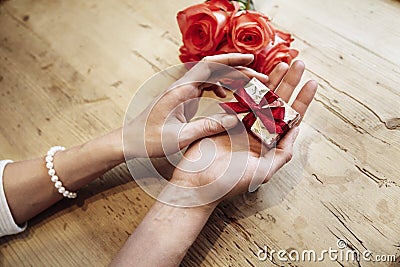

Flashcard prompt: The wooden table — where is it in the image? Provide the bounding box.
[1,0,399,266]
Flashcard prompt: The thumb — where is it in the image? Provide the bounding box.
[248,127,300,193]
[180,114,238,146]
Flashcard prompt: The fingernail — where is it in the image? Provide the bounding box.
[247,54,255,61]
[248,184,262,193]
[261,73,269,82]
[221,115,238,128]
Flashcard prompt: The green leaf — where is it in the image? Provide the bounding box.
[231,0,255,11]
[205,0,256,11]
[247,0,255,10]
[237,1,247,11]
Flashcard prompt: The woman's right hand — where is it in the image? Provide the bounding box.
[122,53,269,159]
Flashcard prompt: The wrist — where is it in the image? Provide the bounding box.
[112,198,215,266]
[93,128,125,165]
[168,176,222,210]
[54,129,124,191]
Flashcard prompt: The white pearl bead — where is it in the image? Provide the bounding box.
[46,162,54,169]
[54,181,62,189]
[51,146,65,152]
[46,146,76,199]
[45,156,53,163]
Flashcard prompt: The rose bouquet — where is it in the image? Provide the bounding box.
[177,0,298,75]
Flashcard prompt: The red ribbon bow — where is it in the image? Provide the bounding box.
[219,87,289,134]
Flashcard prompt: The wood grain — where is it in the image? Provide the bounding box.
[1,0,399,266]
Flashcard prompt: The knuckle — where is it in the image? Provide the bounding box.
[202,118,219,134]
[202,56,211,62]
[277,62,289,71]
[168,86,193,101]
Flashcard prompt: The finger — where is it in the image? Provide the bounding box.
[183,97,200,121]
[266,62,289,90]
[158,83,199,112]
[266,127,300,178]
[204,66,268,93]
[179,114,239,147]
[170,54,255,104]
[234,66,269,85]
[249,127,300,192]
[248,157,273,193]
[212,85,227,98]
[274,60,305,102]
[210,66,268,85]
[200,83,227,98]
[179,54,255,85]
[291,80,318,120]
[202,53,254,66]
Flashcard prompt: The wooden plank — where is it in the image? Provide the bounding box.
[0,0,399,266]
[257,0,400,123]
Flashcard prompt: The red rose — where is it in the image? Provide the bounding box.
[251,30,298,75]
[215,39,237,54]
[178,46,203,63]
[177,0,236,58]
[229,10,275,54]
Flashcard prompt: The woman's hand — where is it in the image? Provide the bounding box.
[170,60,318,204]
[123,53,269,159]
[111,61,317,267]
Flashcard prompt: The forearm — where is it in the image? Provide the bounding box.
[110,194,217,266]
[3,128,124,224]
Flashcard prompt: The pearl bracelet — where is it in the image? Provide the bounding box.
[45,146,77,199]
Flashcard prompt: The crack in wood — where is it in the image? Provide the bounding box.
[2,6,53,52]
[314,97,365,135]
[309,126,349,153]
[131,49,161,73]
[312,173,324,184]
[327,226,341,240]
[370,224,388,240]
[245,257,255,267]
[333,226,363,267]
[386,118,400,130]
[334,205,351,222]
[355,165,400,188]
[325,228,350,267]
[110,80,122,88]
[322,201,368,252]
[82,96,109,104]
[161,30,180,46]
[314,89,391,145]
[308,69,398,131]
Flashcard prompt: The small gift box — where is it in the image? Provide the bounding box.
[220,78,300,148]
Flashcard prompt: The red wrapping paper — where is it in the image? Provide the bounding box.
[220,78,300,147]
